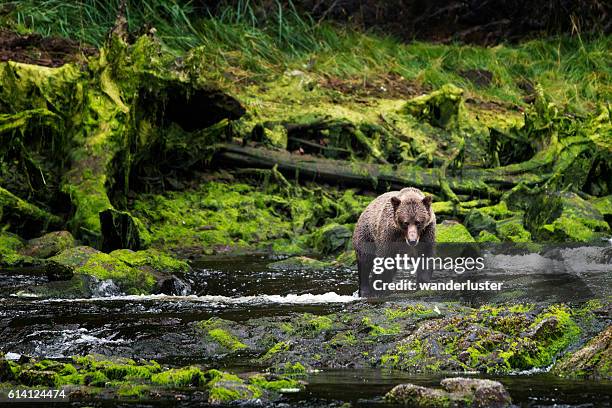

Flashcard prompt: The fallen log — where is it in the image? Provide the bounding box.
[212,143,549,198]
[0,186,61,238]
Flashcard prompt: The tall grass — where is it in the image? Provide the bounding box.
[2,0,609,112]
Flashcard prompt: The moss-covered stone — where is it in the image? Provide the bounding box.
[496,216,531,242]
[20,231,76,259]
[198,318,248,351]
[553,325,611,379]
[0,231,32,266]
[109,248,189,274]
[310,223,353,255]
[436,221,475,243]
[0,355,292,403]
[49,247,156,294]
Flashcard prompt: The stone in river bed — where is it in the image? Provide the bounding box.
[20,230,76,259]
[385,377,511,407]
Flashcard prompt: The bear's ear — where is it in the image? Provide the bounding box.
[422,195,432,208]
[391,196,401,211]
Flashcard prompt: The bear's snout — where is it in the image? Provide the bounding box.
[406,224,420,246]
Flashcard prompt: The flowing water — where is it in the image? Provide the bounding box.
[1,245,611,406]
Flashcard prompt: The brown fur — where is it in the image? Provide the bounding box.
[353,187,436,296]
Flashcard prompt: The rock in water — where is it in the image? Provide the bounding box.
[20,231,76,259]
[440,378,512,408]
[45,260,75,281]
[155,275,192,296]
[553,326,611,380]
[385,377,511,407]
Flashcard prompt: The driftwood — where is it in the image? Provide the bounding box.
[212,143,549,198]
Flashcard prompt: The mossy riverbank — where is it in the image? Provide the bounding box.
[0,299,609,403]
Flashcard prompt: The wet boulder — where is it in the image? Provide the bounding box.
[20,231,76,259]
[553,325,611,380]
[205,370,261,404]
[155,275,192,296]
[0,231,28,266]
[385,378,511,407]
[45,260,75,281]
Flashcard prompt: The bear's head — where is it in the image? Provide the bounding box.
[390,194,433,246]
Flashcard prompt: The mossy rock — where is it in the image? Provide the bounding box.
[476,230,501,243]
[0,231,30,266]
[109,248,190,274]
[46,246,161,295]
[553,325,611,380]
[436,221,475,243]
[310,223,353,255]
[526,191,609,242]
[464,209,497,237]
[385,378,512,407]
[20,231,76,259]
[496,216,531,242]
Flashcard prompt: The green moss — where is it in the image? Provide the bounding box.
[384,304,436,320]
[496,217,531,242]
[198,318,247,351]
[151,367,205,387]
[289,314,334,336]
[362,316,401,337]
[248,374,300,391]
[261,341,291,361]
[110,248,189,274]
[117,384,150,398]
[48,247,158,294]
[436,222,475,243]
[477,230,501,242]
[0,231,29,266]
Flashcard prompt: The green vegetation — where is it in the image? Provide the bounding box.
[0,354,298,402]
[198,318,248,351]
[3,1,609,114]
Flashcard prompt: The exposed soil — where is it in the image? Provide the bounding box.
[0,29,97,67]
[459,69,493,87]
[320,72,429,99]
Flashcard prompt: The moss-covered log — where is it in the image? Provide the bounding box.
[0,186,61,237]
[214,143,547,197]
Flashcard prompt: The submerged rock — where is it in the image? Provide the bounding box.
[385,377,511,407]
[553,325,611,380]
[20,231,76,259]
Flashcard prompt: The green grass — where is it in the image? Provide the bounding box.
[1,0,609,113]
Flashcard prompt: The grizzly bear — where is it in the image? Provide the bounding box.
[353,187,436,296]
